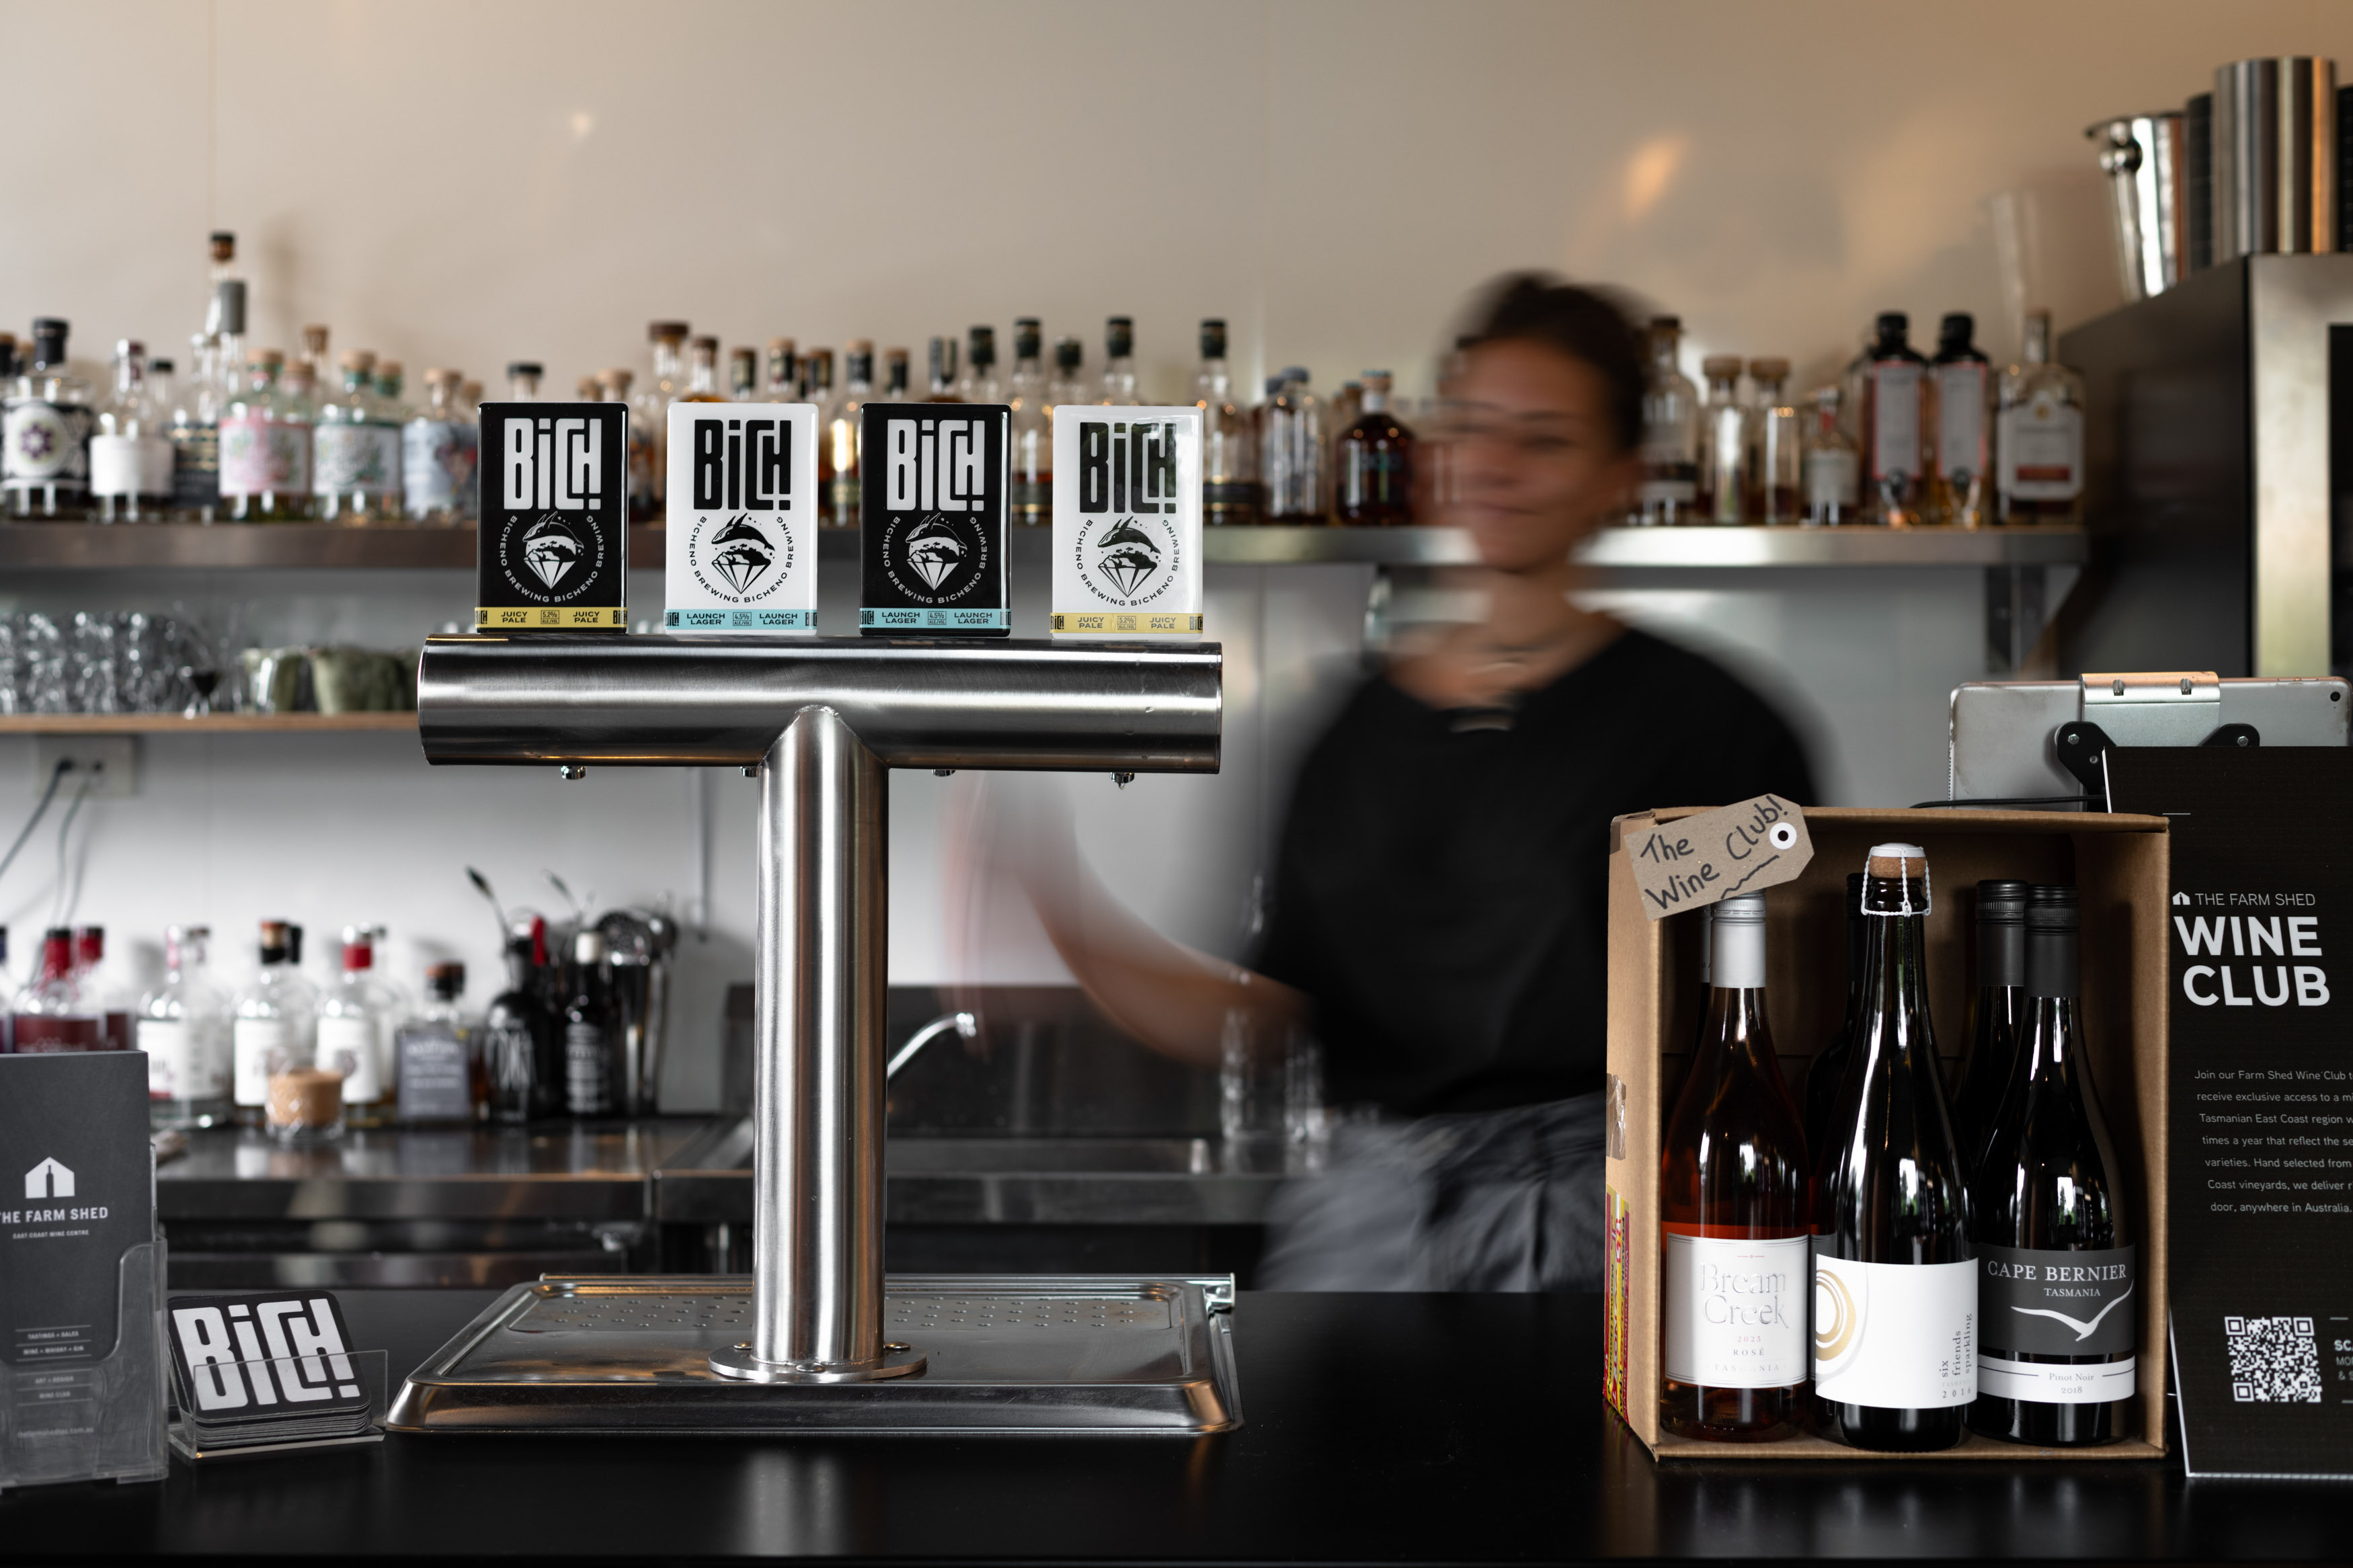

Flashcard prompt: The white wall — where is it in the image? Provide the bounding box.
[3,0,2346,1106]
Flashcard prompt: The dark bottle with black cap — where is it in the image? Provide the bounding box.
[1101,316,1139,406]
[959,325,1000,403]
[1858,312,1927,526]
[1948,879,2030,1169]
[1929,313,1992,528]
[4,318,94,518]
[1969,884,2135,1446]
[482,938,554,1124]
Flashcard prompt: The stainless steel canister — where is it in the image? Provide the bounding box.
[2212,56,2338,261]
[2088,112,2188,298]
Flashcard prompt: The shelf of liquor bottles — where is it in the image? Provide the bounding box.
[0,712,415,735]
[0,521,2086,571]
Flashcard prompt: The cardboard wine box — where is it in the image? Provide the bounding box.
[1603,807,2171,1460]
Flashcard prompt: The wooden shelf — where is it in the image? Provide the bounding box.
[0,712,417,734]
[0,521,2087,571]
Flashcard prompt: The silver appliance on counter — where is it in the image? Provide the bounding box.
[387,635,1240,1435]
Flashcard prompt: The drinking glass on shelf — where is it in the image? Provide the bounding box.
[68,612,120,714]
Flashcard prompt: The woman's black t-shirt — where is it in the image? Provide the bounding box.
[1253,628,1818,1117]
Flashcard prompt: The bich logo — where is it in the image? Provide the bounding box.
[25,1157,73,1199]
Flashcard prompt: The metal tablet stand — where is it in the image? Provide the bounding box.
[387,635,1239,1434]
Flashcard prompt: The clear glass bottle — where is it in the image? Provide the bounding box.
[1802,386,1860,527]
[313,350,404,523]
[141,924,233,1130]
[1695,354,1747,526]
[1259,368,1325,524]
[563,929,618,1118]
[1007,319,1049,528]
[803,346,835,407]
[203,231,239,336]
[375,361,407,419]
[317,927,393,1130]
[1335,370,1416,527]
[298,324,332,389]
[1743,358,1801,524]
[595,367,654,519]
[1048,336,1086,411]
[883,346,911,402]
[4,319,94,519]
[394,962,479,1125]
[764,337,799,402]
[232,920,313,1126]
[1195,319,1258,526]
[823,341,873,530]
[1860,312,1927,526]
[506,361,544,402]
[1929,313,1991,528]
[12,927,99,1052]
[635,321,690,518]
[218,350,312,521]
[404,368,480,525]
[1995,310,2086,525]
[959,325,1000,403]
[73,925,132,1051]
[1660,893,1810,1442]
[89,339,173,522]
[924,336,961,401]
[676,336,725,404]
[170,288,238,522]
[1637,317,1700,526]
[727,346,758,402]
[1099,316,1140,405]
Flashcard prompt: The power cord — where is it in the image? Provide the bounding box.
[0,758,71,891]
[49,772,96,928]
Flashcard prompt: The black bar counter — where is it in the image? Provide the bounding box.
[0,1290,2338,1563]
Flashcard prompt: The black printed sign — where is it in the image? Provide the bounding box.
[2107,747,2353,1477]
[475,401,629,631]
[859,402,1010,636]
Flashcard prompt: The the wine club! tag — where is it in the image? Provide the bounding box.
[1625,794,1812,920]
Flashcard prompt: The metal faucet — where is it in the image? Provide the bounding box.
[418,634,1220,1385]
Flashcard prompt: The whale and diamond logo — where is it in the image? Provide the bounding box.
[706,516,775,595]
[902,518,967,591]
[520,515,585,590]
[1092,520,1162,597]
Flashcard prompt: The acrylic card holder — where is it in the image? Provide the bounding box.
[165,1290,385,1461]
[0,1240,169,1491]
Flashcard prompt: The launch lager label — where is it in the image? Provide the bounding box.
[475,402,628,631]
[663,403,817,632]
[1051,405,1203,636]
[858,403,1010,636]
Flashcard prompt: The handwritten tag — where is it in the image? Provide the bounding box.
[1626,794,1812,920]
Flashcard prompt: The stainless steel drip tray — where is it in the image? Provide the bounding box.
[386,1274,1240,1435]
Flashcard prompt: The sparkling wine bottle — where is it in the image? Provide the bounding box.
[1812,844,1975,1452]
[1969,884,2135,1446]
[1659,893,1810,1441]
[1947,880,2029,1170]
[1801,872,1866,1156]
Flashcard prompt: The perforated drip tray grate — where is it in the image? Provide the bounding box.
[387,1275,1240,1435]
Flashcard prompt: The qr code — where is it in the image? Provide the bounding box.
[2225,1315,2323,1403]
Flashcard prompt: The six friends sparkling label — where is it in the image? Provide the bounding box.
[475,402,629,631]
[857,403,1010,636]
[1051,405,1203,636]
[664,402,818,632]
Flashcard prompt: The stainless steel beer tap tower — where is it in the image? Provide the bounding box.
[387,634,1240,1434]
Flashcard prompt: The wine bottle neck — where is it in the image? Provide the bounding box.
[1860,910,1938,1070]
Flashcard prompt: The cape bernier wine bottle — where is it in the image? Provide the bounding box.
[1968,884,2135,1446]
[1813,844,1975,1451]
[1948,880,2029,1171]
[1659,893,1810,1441]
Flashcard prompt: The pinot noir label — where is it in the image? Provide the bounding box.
[859,403,1010,634]
[1051,406,1203,636]
[474,402,629,631]
[1977,1243,2137,1356]
[664,403,817,632]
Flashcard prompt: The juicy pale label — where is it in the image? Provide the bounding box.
[1051,405,1203,636]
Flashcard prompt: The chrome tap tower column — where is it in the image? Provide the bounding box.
[408,634,1224,1403]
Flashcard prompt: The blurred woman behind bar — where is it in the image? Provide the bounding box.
[982,274,1816,1290]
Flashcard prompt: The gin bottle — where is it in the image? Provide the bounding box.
[1802,387,1859,526]
[233,921,315,1126]
[313,350,404,523]
[959,326,1001,403]
[925,336,961,401]
[298,323,332,388]
[404,368,479,524]
[1860,313,1927,526]
[1259,368,1325,524]
[1008,319,1050,527]
[883,346,910,401]
[89,340,173,522]
[764,337,799,401]
[219,350,313,520]
[1049,336,1086,410]
[1995,311,2085,525]
[1744,358,1801,524]
[506,361,544,402]
[1195,319,1257,526]
[635,321,689,509]
[4,319,94,519]
[317,927,393,1128]
[1637,317,1700,525]
[141,924,233,1130]
[823,342,874,529]
[1694,355,1747,526]
[167,333,223,522]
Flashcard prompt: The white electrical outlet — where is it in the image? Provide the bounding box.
[32,736,138,799]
